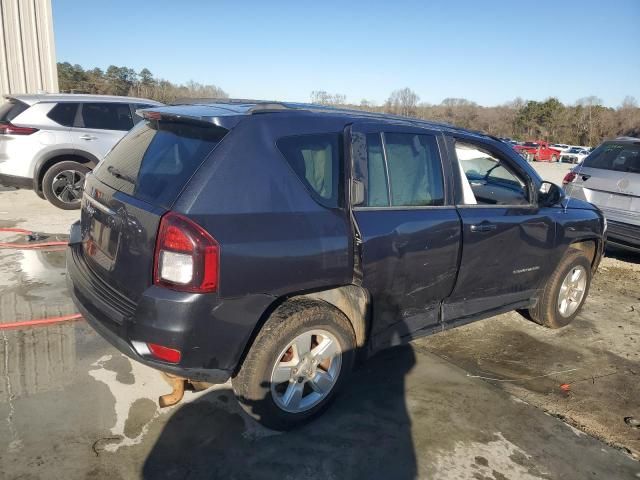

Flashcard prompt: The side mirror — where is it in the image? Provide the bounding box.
[351,179,365,206]
[538,181,564,207]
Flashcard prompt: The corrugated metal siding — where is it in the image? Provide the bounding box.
[0,0,58,98]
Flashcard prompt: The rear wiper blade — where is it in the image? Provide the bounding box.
[107,166,136,185]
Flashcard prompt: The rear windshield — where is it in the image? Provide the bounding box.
[0,100,29,123]
[92,120,228,207]
[582,142,640,173]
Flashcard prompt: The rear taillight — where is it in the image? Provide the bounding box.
[153,212,219,293]
[562,171,577,184]
[0,122,38,135]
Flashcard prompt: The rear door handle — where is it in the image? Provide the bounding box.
[79,134,97,140]
[470,222,497,233]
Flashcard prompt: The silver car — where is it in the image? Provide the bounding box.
[563,137,640,251]
[0,94,162,209]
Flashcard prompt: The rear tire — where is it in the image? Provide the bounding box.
[232,299,356,430]
[42,161,90,210]
[526,249,591,328]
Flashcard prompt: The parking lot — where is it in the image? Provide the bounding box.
[0,162,639,479]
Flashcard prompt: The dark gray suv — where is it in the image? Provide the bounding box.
[67,101,606,429]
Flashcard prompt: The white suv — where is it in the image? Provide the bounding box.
[0,94,162,209]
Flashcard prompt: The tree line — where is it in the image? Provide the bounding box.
[56,63,637,146]
[312,88,640,147]
[57,63,228,104]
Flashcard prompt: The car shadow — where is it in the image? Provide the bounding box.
[143,344,417,480]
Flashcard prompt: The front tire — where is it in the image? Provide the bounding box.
[232,299,356,430]
[551,154,558,162]
[527,249,591,328]
[42,160,90,210]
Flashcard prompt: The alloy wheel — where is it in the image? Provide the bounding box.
[557,265,587,317]
[270,329,342,413]
[51,170,85,205]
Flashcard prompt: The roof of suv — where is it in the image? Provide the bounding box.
[5,93,162,106]
[145,99,488,138]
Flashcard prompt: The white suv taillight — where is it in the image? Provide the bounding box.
[0,122,38,135]
[153,212,219,293]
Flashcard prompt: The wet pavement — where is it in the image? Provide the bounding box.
[1,189,639,479]
[421,247,640,459]
[0,238,637,478]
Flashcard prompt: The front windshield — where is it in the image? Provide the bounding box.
[524,142,539,147]
[568,148,582,153]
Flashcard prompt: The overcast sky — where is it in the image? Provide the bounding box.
[53,0,640,107]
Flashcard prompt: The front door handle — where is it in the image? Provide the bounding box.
[470,222,497,233]
[79,134,97,141]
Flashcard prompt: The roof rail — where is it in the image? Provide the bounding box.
[163,98,496,139]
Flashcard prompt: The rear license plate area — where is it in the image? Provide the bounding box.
[84,212,120,270]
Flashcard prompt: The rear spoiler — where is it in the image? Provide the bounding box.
[136,107,243,130]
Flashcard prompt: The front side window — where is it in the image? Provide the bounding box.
[277,133,341,208]
[80,102,133,131]
[456,142,529,206]
[582,142,640,173]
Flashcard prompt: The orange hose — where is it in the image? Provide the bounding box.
[0,227,33,234]
[0,227,68,249]
[0,313,83,330]
[0,228,81,328]
[0,241,68,248]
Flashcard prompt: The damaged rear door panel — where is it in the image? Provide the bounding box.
[347,123,461,349]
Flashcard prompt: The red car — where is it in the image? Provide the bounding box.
[515,141,562,162]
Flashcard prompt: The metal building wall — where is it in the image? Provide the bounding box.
[0,0,58,99]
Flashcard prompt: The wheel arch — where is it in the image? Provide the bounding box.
[569,238,600,270]
[233,285,371,375]
[33,150,99,195]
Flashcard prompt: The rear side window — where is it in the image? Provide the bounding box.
[93,120,228,208]
[384,133,444,207]
[80,103,133,131]
[362,133,444,207]
[277,133,341,208]
[583,142,640,173]
[47,103,79,126]
[0,100,28,122]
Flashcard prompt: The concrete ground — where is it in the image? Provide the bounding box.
[1,175,639,479]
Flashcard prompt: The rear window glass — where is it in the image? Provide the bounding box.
[277,133,341,208]
[0,100,28,123]
[582,142,640,173]
[92,120,228,208]
[81,103,133,131]
[47,102,79,126]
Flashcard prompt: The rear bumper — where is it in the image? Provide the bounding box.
[66,226,276,382]
[0,173,32,189]
[607,220,640,251]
